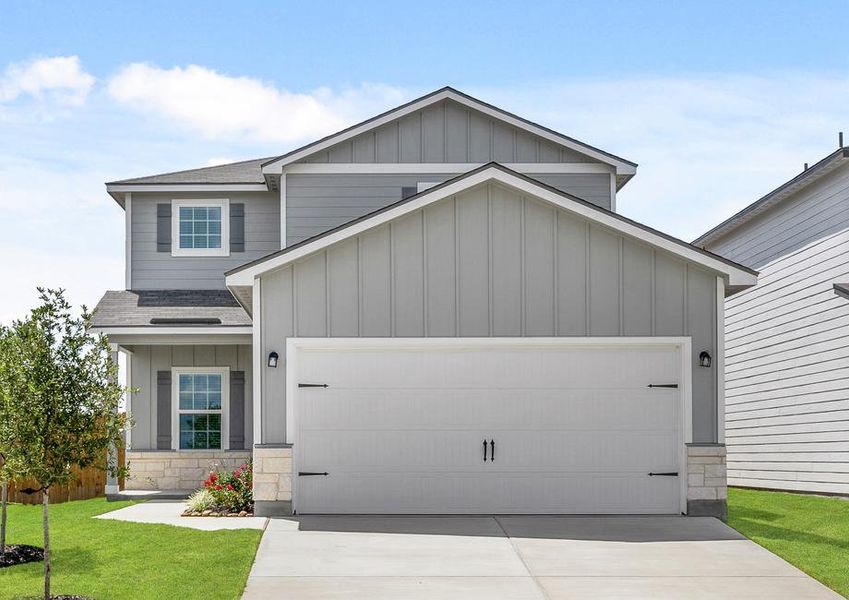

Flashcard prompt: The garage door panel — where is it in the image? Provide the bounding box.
[298,346,677,390]
[299,389,679,431]
[294,341,683,514]
[300,430,677,472]
[298,473,679,514]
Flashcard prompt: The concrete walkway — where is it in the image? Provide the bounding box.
[96,500,268,531]
[242,515,840,599]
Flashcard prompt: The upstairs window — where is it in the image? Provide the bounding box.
[171,199,230,257]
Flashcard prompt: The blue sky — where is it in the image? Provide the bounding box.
[1,1,848,321]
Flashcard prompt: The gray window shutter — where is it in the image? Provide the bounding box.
[229,371,246,450]
[156,371,172,449]
[230,203,245,252]
[157,204,172,253]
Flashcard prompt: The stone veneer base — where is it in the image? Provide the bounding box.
[686,443,727,520]
[252,445,294,503]
[125,450,252,491]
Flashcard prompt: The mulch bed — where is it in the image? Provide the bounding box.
[182,509,253,517]
[0,544,44,568]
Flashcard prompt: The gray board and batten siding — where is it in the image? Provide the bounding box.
[299,99,600,165]
[285,173,612,246]
[131,191,280,290]
[125,344,253,451]
[259,181,720,445]
[703,162,849,495]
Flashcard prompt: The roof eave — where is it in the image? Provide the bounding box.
[695,148,849,247]
[227,163,756,290]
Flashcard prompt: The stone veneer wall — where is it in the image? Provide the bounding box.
[686,443,727,519]
[125,451,252,491]
[252,445,294,516]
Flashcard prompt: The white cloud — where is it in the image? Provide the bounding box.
[477,74,849,239]
[0,55,95,105]
[107,63,406,143]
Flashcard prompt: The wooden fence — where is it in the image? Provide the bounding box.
[5,446,126,505]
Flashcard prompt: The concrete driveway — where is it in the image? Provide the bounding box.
[242,516,839,599]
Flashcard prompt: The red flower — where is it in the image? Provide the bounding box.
[233,469,242,478]
[215,485,222,491]
[227,484,234,491]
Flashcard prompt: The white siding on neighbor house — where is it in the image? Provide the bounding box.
[260,181,720,446]
[125,344,253,450]
[131,191,280,289]
[285,173,613,245]
[707,163,849,495]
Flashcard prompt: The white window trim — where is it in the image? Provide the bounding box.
[171,366,230,451]
[171,198,230,257]
[416,181,440,193]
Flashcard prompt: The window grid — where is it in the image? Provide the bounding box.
[179,206,222,250]
[178,373,223,450]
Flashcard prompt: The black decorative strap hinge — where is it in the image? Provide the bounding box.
[647,384,678,389]
[298,471,329,476]
[648,472,678,477]
[298,383,329,388]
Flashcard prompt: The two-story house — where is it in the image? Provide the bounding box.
[93,87,756,518]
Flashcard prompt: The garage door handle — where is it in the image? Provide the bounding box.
[648,472,678,477]
[483,439,488,462]
[490,440,495,462]
[647,384,678,389]
[298,472,329,476]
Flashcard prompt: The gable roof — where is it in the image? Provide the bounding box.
[260,87,637,176]
[226,163,756,292]
[694,147,849,247]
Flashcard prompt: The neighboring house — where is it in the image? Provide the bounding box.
[93,87,756,518]
[695,145,849,496]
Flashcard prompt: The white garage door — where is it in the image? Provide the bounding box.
[291,339,685,515]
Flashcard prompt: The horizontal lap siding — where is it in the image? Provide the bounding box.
[708,163,849,494]
[126,344,252,450]
[286,173,612,246]
[131,191,280,289]
[262,182,718,444]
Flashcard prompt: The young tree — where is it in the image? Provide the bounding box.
[0,289,129,599]
[0,324,11,561]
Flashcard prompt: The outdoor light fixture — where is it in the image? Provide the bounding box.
[699,351,712,368]
[267,351,279,368]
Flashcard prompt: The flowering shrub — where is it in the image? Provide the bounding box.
[203,462,253,512]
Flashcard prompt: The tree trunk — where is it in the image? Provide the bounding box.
[1,481,6,558]
[1,480,7,558]
[43,487,50,600]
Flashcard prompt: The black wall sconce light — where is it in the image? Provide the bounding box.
[699,351,712,368]
[267,351,279,368]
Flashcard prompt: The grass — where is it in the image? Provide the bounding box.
[728,487,849,597]
[0,498,262,600]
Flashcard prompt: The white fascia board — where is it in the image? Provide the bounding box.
[93,326,252,336]
[262,89,635,174]
[226,166,757,287]
[106,184,268,193]
[283,163,621,175]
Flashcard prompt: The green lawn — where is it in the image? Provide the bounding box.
[0,498,262,600]
[728,487,849,598]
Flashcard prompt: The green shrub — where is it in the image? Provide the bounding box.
[186,488,215,512]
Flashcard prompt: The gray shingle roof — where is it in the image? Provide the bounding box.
[107,157,273,186]
[91,290,251,328]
